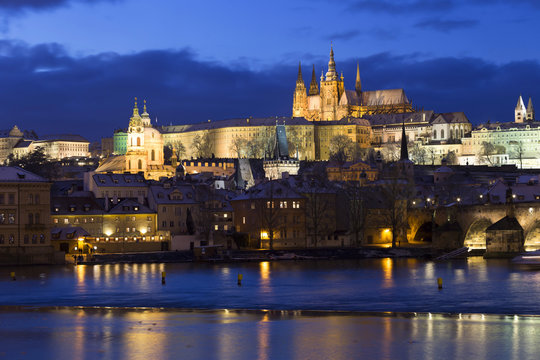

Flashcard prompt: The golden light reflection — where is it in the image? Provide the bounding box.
[123,310,166,360]
[381,258,394,288]
[75,265,87,291]
[259,261,272,294]
[257,312,270,360]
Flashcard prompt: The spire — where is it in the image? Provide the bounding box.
[296,62,304,86]
[516,95,525,110]
[355,62,362,93]
[308,65,319,95]
[400,122,408,161]
[325,44,337,81]
[132,97,140,117]
[527,97,535,121]
[143,99,148,114]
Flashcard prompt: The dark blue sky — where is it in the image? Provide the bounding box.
[0,0,539,140]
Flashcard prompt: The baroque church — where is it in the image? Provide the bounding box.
[292,47,413,121]
[96,99,174,180]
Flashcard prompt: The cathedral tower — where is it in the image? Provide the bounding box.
[292,62,308,117]
[527,97,535,121]
[515,95,527,123]
[308,65,319,96]
[319,46,345,121]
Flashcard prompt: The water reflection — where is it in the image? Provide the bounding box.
[259,262,271,294]
[1,309,540,359]
[381,258,394,288]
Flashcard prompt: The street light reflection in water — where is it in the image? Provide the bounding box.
[0,309,538,360]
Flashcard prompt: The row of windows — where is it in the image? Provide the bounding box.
[0,193,15,205]
[22,234,46,244]
[262,201,301,209]
[0,213,16,224]
[53,216,153,224]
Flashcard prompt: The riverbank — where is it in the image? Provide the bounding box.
[77,246,436,265]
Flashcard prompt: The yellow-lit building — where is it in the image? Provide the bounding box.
[292,47,413,121]
[96,99,174,180]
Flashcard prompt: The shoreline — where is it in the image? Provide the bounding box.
[75,246,437,265]
[0,304,538,318]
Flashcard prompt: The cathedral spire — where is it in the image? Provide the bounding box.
[355,62,362,93]
[308,65,319,95]
[527,97,535,121]
[296,62,304,86]
[400,121,408,161]
[516,95,525,110]
[325,45,337,81]
[143,99,148,114]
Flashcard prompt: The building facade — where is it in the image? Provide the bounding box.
[292,47,414,121]
[0,166,54,263]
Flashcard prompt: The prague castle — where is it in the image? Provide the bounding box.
[292,47,413,121]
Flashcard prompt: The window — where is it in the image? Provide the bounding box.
[0,194,4,205]
[214,225,219,230]
[251,202,255,210]
[63,218,69,224]
[138,159,142,169]
[8,193,14,205]
[28,213,33,225]
[292,201,300,209]
[35,213,40,224]
[242,216,246,224]
[170,221,174,227]
[162,221,166,227]
[8,214,15,224]
[0,235,3,244]
[32,235,37,244]
[147,216,152,221]
[28,194,33,204]
[53,218,59,224]
[280,201,287,209]
[24,235,29,244]
[9,234,14,244]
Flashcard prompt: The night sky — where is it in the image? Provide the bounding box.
[1,0,539,141]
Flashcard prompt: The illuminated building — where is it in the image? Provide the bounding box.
[0,166,53,263]
[96,99,174,180]
[292,47,413,121]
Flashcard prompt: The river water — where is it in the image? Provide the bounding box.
[1,257,540,359]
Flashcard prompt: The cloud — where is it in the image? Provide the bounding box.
[326,30,362,41]
[0,40,538,141]
[414,19,478,31]
[0,0,118,11]
[344,0,540,14]
[345,0,455,14]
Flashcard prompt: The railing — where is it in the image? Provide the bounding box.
[435,247,469,261]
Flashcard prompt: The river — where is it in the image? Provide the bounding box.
[1,257,540,359]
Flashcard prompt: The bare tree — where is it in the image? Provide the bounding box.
[287,127,303,158]
[329,134,354,163]
[380,169,414,248]
[256,181,281,250]
[304,188,330,247]
[347,182,368,246]
[446,150,458,165]
[510,141,524,169]
[479,141,497,166]
[230,136,248,158]
[191,132,212,158]
[246,138,263,158]
[410,143,426,165]
[426,147,436,165]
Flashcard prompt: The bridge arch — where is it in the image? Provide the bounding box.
[413,222,433,242]
[525,220,540,251]
[463,218,493,249]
